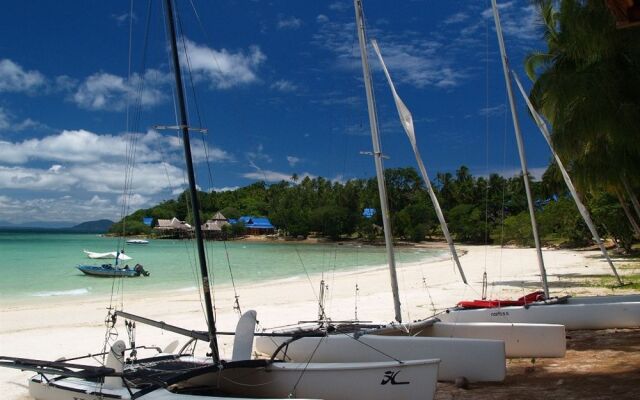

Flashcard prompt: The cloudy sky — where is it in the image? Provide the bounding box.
[0,0,552,225]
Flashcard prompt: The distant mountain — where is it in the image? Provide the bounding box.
[66,219,114,233]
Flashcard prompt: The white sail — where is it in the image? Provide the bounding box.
[370,39,467,284]
[83,250,132,261]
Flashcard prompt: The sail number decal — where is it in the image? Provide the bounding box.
[381,370,409,385]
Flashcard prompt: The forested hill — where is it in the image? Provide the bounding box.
[111,165,636,251]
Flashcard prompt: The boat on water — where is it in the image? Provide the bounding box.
[0,1,441,399]
[127,239,149,245]
[77,263,150,277]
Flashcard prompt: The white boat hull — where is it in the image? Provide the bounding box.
[29,376,288,400]
[28,358,438,400]
[255,333,505,382]
[438,297,640,330]
[389,321,566,358]
[202,359,439,400]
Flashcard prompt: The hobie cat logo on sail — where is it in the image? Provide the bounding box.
[381,370,409,385]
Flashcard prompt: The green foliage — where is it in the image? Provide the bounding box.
[448,204,487,243]
[499,212,535,247]
[111,164,636,249]
[589,192,635,252]
[538,196,591,246]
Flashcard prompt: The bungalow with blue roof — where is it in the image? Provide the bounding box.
[233,215,275,235]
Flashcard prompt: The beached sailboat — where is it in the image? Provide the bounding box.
[438,0,640,330]
[255,0,565,370]
[0,1,440,399]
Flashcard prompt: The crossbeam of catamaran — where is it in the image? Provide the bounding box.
[370,39,467,285]
[114,310,327,340]
[511,72,623,286]
[492,0,550,298]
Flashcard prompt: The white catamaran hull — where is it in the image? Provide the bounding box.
[28,358,439,400]
[385,321,566,358]
[438,297,640,330]
[28,375,315,400]
[255,334,505,382]
[199,359,439,400]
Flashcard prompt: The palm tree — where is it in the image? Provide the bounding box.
[525,0,640,234]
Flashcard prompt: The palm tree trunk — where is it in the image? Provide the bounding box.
[621,176,640,223]
[616,190,640,238]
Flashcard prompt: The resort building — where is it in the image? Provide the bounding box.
[201,212,230,238]
[232,216,275,235]
[154,217,193,238]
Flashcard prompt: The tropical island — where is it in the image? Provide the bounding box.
[111,163,639,255]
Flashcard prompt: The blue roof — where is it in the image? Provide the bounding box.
[237,216,274,229]
[362,208,376,218]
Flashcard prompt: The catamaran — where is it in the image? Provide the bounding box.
[254,0,566,375]
[0,1,440,399]
[438,0,640,330]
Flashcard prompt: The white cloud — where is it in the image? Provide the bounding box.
[270,79,298,92]
[246,144,272,164]
[444,12,469,25]
[313,20,465,88]
[72,69,168,111]
[0,194,122,225]
[0,107,51,132]
[0,166,79,190]
[286,156,300,167]
[316,14,329,24]
[481,2,541,42]
[118,193,150,207]
[0,59,46,93]
[210,186,239,192]
[242,169,315,183]
[0,161,185,194]
[0,129,231,165]
[181,39,266,89]
[277,15,302,30]
[328,2,349,12]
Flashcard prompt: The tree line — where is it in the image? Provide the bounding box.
[110,164,638,252]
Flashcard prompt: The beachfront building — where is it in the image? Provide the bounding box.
[233,215,275,235]
[154,217,193,238]
[201,212,230,238]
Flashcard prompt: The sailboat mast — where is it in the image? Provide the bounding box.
[164,0,219,361]
[512,72,623,285]
[354,0,402,323]
[491,0,550,298]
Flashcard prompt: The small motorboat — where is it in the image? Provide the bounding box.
[126,239,149,245]
[77,263,150,277]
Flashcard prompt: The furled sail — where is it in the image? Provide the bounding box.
[371,39,467,284]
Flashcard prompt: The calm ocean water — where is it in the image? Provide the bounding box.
[0,231,443,304]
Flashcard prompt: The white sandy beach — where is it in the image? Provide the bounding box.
[1,244,638,399]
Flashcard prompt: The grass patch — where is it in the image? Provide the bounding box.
[585,273,640,290]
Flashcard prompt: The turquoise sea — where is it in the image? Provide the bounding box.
[0,231,443,304]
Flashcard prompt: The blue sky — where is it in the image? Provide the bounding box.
[0,0,552,224]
